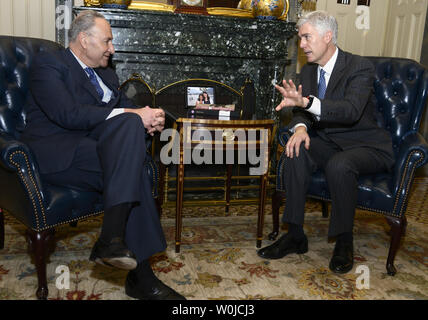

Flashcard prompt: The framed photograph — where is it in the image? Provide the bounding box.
[186,86,215,107]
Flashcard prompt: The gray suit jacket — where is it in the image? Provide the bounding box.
[289,48,394,167]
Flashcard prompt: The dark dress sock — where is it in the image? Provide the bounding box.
[99,202,133,243]
[288,223,305,240]
[134,260,158,284]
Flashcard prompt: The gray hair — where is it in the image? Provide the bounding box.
[297,11,338,45]
[68,10,106,43]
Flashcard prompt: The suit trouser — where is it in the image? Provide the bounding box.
[282,135,390,237]
[42,113,167,262]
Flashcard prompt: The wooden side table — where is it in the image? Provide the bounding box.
[173,118,274,252]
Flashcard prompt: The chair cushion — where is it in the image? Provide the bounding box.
[308,171,394,213]
[43,185,103,228]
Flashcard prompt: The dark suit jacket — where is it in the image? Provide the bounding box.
[289,49,394,167]
[21,48,135,174]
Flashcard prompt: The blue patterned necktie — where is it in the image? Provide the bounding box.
[85,67,104,100]
[318,68,327,99]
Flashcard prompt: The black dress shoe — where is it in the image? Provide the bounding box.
[125,269,186,300]
[329,240,354,274]
[90,237,137,270]
[257,233,308,259]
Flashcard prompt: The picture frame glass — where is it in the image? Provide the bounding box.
[187,86,215,107]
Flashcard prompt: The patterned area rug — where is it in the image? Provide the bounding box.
[0,201,427,300]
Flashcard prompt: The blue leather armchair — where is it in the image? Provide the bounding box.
[0,36,159,299]
[271,57,428,276]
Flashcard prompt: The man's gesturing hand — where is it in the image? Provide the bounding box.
[275,79,306,111]
[286,126,310,158]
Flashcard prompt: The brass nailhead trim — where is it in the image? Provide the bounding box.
[9,150,45,230]
[393,151,424,216]
[37,211,104,231]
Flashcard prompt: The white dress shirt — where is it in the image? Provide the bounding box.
[293,47,339,132]
[70,50,124,120]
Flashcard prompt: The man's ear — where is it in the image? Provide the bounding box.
[78,32,89,49]
[324,30,333,44]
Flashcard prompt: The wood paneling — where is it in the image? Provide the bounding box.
[383,0,428,61]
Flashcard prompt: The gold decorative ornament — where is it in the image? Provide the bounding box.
[237,0,253,10]
[206,7,254,18]
[102,0,132,9]
[239,0,289,20]
[128,1,175,12]
[83,0,103,6]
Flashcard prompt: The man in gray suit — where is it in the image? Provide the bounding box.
[258,11,394,273]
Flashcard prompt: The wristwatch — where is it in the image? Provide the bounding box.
[304,95,315,110]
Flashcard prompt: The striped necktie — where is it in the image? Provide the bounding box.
[318,68,327,99]
[85,67,104,100]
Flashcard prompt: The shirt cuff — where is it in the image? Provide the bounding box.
[106,108,124,120]
[307,96,321,120]
[291,123,307,133]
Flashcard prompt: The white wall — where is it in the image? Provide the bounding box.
[383,0,428,61]
[0,0,56,41]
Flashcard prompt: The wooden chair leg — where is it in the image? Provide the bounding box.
[385,215,407,276]
[175,161,184,253]
[26,228,55,300]
[256,173,268,248]
[269,190,285,240]
[225,164,233,213]
[0,208,4,250]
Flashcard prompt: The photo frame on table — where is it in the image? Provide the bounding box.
[186,86,215,107]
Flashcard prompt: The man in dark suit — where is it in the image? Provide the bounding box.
[258,11,394,273]
[21,10,185,300]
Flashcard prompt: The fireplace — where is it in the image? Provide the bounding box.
[73,6,296,120]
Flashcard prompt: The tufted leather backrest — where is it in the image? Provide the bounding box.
[0,36,63,139]
[368,57,428,154]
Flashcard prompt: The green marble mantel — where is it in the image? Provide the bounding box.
[74,6,296,119]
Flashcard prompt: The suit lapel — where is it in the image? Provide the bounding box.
[64,48,104,103]
[309,65,318,96]
[301,63,318,96]
[95,67,119,99]
[324,49,347,98]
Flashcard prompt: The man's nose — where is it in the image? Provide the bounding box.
[109,42,115,54]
